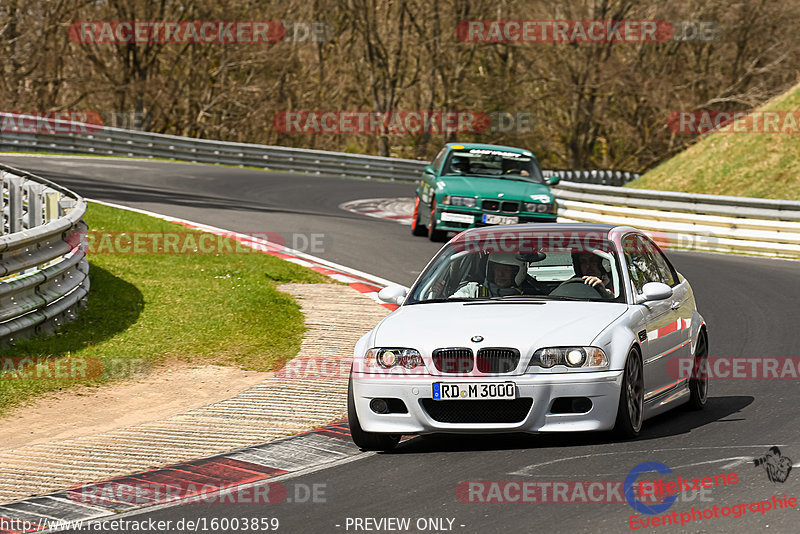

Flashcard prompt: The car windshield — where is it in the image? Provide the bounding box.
[442,148,544,183]
[405,229,626,304]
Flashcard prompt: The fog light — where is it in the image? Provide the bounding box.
[572,398,592,413]
[370,398,389,414]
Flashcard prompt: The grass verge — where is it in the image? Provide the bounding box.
[627,81,800,200]
[0,202,330,415]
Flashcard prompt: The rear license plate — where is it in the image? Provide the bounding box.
[482,214,518,225]
[432,382,516,400]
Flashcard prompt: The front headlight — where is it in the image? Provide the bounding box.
[365,348,424,369]
[527,347,608,371]
[441,195,476,207]
[523,201,555,213]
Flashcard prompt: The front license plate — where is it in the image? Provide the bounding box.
[441,212,475,224]
[482,214,518,225]
[432,382,516,400]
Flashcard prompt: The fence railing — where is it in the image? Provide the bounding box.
[0,113,640,184]
[2,112,797,259]
[0,164,89,345]
[554,182,800,258]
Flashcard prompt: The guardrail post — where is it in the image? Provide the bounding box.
[8,177,23,234]
[27,182,43,229]
[45,191,61,222]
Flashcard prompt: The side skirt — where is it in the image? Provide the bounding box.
[643,379,690,420]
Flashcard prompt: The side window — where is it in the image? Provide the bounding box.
[431,148,448,172]
[622,235,648,295]
[639,237,676,287]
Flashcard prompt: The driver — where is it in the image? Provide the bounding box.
[450,155,470,173]
[572,252,613,296]
[451,253,526,297]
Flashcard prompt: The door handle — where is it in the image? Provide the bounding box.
[670,301,681,310]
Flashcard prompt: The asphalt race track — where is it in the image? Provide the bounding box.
[5,154,800,533]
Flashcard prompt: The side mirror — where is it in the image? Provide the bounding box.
[636,282,673,304]
[378,285,408,305]
[423,165,436,177]
[546,174,560,186]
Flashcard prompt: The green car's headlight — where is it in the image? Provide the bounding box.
[441,195,477,207]
[365,348,424,369]
[527,347,608,371]
[523,201,556,213]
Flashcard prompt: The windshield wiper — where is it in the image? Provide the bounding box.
[489,294,595,302]
[406,297,492,305]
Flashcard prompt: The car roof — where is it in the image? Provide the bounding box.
[444,142,533,155]
[455,223,619,237]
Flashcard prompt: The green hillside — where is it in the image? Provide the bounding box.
[627,81,800,200]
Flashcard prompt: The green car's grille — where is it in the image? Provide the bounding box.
[481,200,519,213]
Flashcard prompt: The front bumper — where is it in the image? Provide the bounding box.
[435,208,556,232]
[352,370,624,434]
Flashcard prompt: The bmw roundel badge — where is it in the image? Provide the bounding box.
[471,335,484,343]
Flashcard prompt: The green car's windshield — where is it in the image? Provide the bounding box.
[442,148,544,183]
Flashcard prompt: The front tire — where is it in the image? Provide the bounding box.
[411,196,427,236]
[614,349,644,439]
[347,377,399,451]
[428,199,447,242]
[686,329,709,410]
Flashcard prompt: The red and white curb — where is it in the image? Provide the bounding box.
[0,201,413,533]
[339,198,414,226]
[0,422,358,533]
[89,200,402,311]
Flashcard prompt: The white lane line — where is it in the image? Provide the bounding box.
[510,445,789,476]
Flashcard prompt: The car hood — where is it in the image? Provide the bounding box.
[374,301,627,359]
[439,175,552,201]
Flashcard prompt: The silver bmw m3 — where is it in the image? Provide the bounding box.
[348,224,708,451]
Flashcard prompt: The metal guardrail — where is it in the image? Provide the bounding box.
[0,164,89,345]
[544,169,640,186]
[1,112,797,259]
[0,113,640,184]
[554,182,800,258]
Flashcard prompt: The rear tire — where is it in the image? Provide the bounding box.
[411,196,427,236]
[614,349,644,439]
[428,199,447,242]
[347,377,399,451]
[687,330,709,410]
